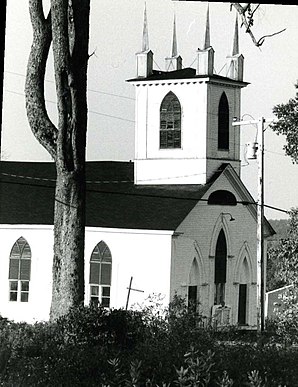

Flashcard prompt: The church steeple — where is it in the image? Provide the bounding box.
[128,6,248,185]
[165,15,183,71]
[231,14,239,56]
[172,14,177,57]
[142,3,149,52]
[136,3,153,78]
[226,15,244,81]
[203,4,210,49]
[196,4,214,76]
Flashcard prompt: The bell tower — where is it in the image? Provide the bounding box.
[128,7,248,185]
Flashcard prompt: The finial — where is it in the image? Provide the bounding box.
[231,15,239,55]
[171,14,178,57]
[203,4,210,49]
[142,3,149,52]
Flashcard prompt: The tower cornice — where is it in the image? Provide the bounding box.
[127,71,249,88]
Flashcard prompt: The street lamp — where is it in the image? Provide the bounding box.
[232,116,271,332]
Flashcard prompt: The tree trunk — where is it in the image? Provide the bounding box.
[51,168,85,318]
[25,0,90,320]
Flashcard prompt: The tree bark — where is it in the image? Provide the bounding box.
[25,0,90,320]
[52,170,85,318]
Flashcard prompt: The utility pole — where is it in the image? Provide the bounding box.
[232,116,272,332]
[257,117,265,332]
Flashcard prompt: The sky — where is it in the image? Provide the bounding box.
[2,1,298,220]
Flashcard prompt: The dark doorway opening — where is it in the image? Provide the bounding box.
[188,285,198,312]
[238,284,247,325]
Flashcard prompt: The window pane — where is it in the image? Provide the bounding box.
[100,264,111,285]
[22,244,31,259]
[90,285,99,296]
[98,241,107,256]
[160,120,166,129]
[9,259,20,279]
[9,292,18,302]
[10,281,18,291]
[21,292,29,302]
[21,281,29,292]
[90,297,99,306]
[101,297,110,308]
[101,243,112,262]
[10,244,21,258]
[90,262,100,284]
[91,247,101,261]
[20,260,31,280]
[102,286,110,297]
[160,131,167,148]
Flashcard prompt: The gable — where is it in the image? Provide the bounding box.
[174,163,275,238]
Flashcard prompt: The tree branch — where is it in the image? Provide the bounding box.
[231,3,286,47]
[231,3,260,46]
[256,28,287,47]
[25,0,57,159]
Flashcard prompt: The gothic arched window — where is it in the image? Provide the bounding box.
[160,91,181,149]
[89,241,112,307]
[214,230,227,305]
[188,258,200,312]
[8,237,31,302]
[218,92,229,150]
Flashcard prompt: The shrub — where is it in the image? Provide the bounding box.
[0,298,298,386]
[268,286,298,346]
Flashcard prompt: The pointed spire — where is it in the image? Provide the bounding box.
[136,2,153,78]
[226,13,244,81]
[231,15,239,55]
[142,3,149,52]
[165,14,182,71]
[196,4,214,76]
[203,4,210,49]
[171,14,178,57]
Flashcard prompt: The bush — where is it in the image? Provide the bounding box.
[267,286,298,346]
[0,298,298,386]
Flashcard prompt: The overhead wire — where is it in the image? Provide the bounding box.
[0,171,290,214]
[3,69,291,214]
[6,88,287,157]
[4,71,287,158]
[4,70,135,101]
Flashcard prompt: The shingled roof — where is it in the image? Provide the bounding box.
[0,161,212,231]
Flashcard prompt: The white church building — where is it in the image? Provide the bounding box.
[0,8,274,326]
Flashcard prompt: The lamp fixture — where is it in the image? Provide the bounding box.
[221,212,235,222]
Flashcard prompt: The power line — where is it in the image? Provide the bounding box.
[4,70,135,101]
[3,87,289,157]
[0,173,290,214]
[5,89,135,124]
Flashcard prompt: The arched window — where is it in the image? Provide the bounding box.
[89,241,112,307]
[160,91,181,149]
[8,237,31,302]
[188,258,200,312]
[218,92,229,150]
[208,190,237,206]
[214,230,227,305]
